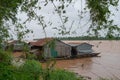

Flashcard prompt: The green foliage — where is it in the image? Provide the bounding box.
[86,0,120,37]
[42,68,82,80]
[0,0,22,22]
[49,69,83,80]
[0,0,38,44]
[25,53,37,60]
[20,60,42,80]
[0,65,17,80]
[0,50,42,80]
[20,60,42,74]
[47,39,56,49]
[0,0,22,42]
[0,50,12,64]
[0,59,42,80]
[0,0,38,22]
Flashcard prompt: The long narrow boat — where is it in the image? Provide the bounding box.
[77,52,100,58]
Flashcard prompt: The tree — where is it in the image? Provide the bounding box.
[0,0,120,44]
[86,0,120,38]
[0,0,38,43]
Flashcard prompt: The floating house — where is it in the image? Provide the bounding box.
[29,38,71,59]
[76,43,94,53]
[8,40,25,51]
[66,42,94,57]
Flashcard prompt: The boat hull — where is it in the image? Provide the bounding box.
[77,52,100,58]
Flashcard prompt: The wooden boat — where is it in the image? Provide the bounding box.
[77,52,100,58]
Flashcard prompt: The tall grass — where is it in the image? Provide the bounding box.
[48,69,83,80]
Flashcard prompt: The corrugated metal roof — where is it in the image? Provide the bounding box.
[66,42,94,47]
[68,43,79,47]
[8,40,27,44]
[29,38,54,46]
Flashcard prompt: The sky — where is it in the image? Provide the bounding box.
[15,0,120,40]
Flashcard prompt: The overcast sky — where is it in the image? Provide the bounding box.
[15,0,120,40]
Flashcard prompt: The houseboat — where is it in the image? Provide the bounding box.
[67,42,100,58]
[29,38,71,60]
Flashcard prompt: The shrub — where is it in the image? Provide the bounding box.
[42,69,84,80]
[0,65,14,80]
[20,60,42,80]
[0,56,42,80]
[25,53,37,60]
[50,69,77,80]
[0,49,12,65]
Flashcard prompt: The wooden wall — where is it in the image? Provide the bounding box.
[43,40,71,58]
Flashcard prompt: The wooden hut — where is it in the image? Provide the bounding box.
[29,38,71,59]
[67,42,94,57]
[8,40,25,51]
[76,43,94,53]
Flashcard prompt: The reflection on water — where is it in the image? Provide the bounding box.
[53,41,120,80]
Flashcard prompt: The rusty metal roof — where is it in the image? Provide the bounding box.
[29,38,54,46]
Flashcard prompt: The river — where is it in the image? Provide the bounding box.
[53,40,120,80]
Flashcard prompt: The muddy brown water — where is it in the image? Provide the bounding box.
[47,40,120,80]
[13,40,120,79]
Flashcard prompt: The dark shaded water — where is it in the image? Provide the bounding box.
[54,41,120,80]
